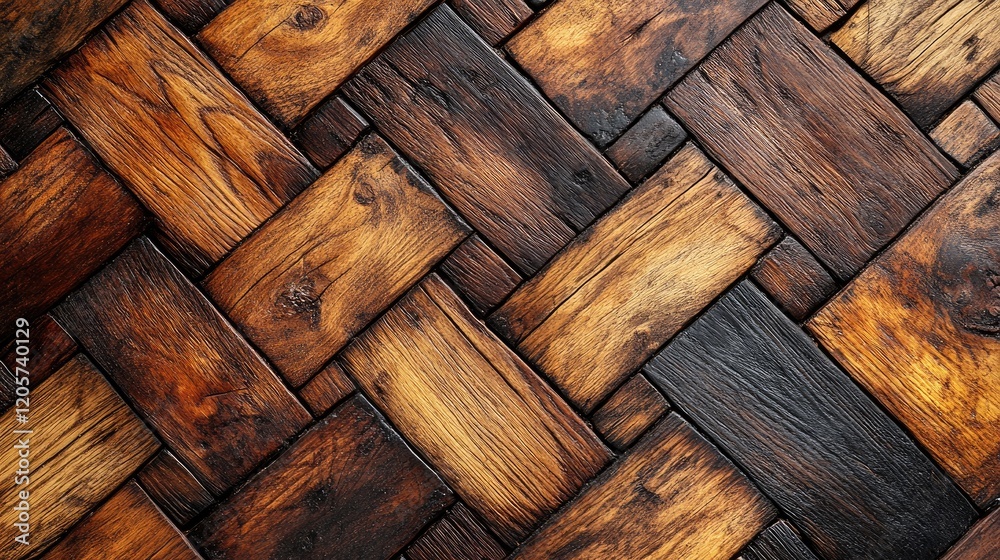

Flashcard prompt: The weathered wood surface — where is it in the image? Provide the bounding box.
[292,95,368,169]
[605,105,687,183]
[298,360,354,416]
[751,237,838,322]
[452,0,531,45]
[0,314,76,410]
[931,100,1000,168]
[137,449,216,526]
[940,508,1000,560]
[439,234,523,316]
[590,374,669,452]
[784,0,855,32]
[0,87,62,160]
[407,503,507,560]
[738,520,820,560]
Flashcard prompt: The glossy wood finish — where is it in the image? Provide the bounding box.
[292,96,368,169]
[590,374,669,451]
[605,105,687,183]
[137,449,216,526]
[931,100,1000,168]
[407,503,507,560]
[439,234,522,316]
[738,521,819,560]
[0,87,62,160]
[751,237,838,322]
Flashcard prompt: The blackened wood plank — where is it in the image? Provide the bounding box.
[738,521,819,560]
[0,88,62,160]
[452,0,531,45]
[605,105,687,183]
[191,395,453,560]
[292,96,368,169]
[751,237,838,322]
[342,5,631,274]
[53,237,311,495]
[0,315,76,410]
[931,100,1000,168]
[941,508,1000,560]
[45,0,318,274]
[340,275,610,544]
[154,0,227,33]
[137,450,216,526]
[298,361,354,416]
[590,374,669,452]
[666,4,957,280]
[439,234,522,316]
[647,281,977,560]
[407,503,507,560]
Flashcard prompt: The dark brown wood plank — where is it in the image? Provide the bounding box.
[439,234,522,316]
[342,5,632,274]
[512,413,776,559]
[975,71,1000,125]
[941,508,1000,560]
[783,0,845,32]
[154,0,227,33]
[666,3,958,280]
[340,274,611,544]
[0,314,76,410]
[605,105,687,183]
[137,449,216,526]
[407,503,507,560]
[646,281,977,560]
[298,360,355,416]
[53,237,311,495]
[751,236,838,322]
[738,520,819,560]
[931,100,1000,168]
[0,88,62,160]
[205,134,469,385]
[292,96,368,169]
[0,146,14,177]
[45,0,318,274]
[590,374,669,452]
[191,395,453,560]
[0,127,144,330]
[452,0,531,45]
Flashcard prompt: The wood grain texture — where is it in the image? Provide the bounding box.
[491,145,779,411]
[0,127,144,330]
[407,502,507,560]
[0,146,14,177]
[647,281,977,560]
[439,235,522,316]
[751,236,838,322]
[205,134,469,385]
[45,0,318,274]
[590,374,669,452]
[198,0,435,127]
[508,0,765,145]
[808,149,1000,507]
[452,0,531,45]
[0,315,76,410]
[137,449,216,526]
[931,100,1000,168]
[605,105,687,183]
[0,0,127,105]
[0,356,159,559]
[0,87,62,160]
[941,508,1000,560]
[975,71,1000,124]
[191,395,453,560]
[154,0,227,33]
[44,481,201,560]
[53,237,311,496]
[783,0,849,32]
[340,274,611,544]
[666,3,958,280]
[292,96,368,169]
[343,5,631,274]
[298,360,354,416]
[832,0,1000,127]
[512,413,776,559]
[738,520,819,560]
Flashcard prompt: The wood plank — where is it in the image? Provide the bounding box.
[738,521,819,560]
[439,234,522,316]
[941,508,1000,560]
[342,5,632,274]
[292,96,368,169]
[0,127,144,329]
[452,0,532,45]
[666,3,958,280]
[975,71,1000,124]
[198,0,435,127]
[45,0,318,274]
[508,0,766,145]
[298,360,354,416]
[0,146,14,177]
[137,450,216,526]
[751,236,838,322]
[783,0,845,32]
[190,395,453,560]
[512,413,776,559]
[43,481,201,560]
[340,274,611,544]
[53,237,311,496]
[407,503,507,560]
[808,149,1000,507]
[590,374,669,451]
[154,0,227,33]
[490,145,779,411]
[0,315,76,411]
[647,281,977,560]
[205,134,469,385]
[931,100,1000,168]
[0,356,159,559]
[0,87,62,160]
[832,0,1000,127]
[0,0,127,105]
[605,105,687,183]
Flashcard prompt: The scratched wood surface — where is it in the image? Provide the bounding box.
[2,0,1000,558]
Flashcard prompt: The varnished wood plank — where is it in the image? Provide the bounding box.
[298,360,354,416]
[590,374,669,452]
[205,134,469,385]
[452,0,532,45]
[0,88,62,160]
[738,521,819,560]
[0,356,159,559]
[154,0,227,33]
[931,100,1000,168]
[808,149,1000,507]
[666,4,958,280]
[491,145,779,411]
[605,105,687,183]
[342,5,631,274]
[44,481,200,560]
[137,450,215,526]
[191,395,453,560]
[292,96,368,169]
[439,235,522,316]
[0,315,76,410]
[0,128,144,329]
[512,413,776,559]
[198,0,435,127]
[751,237,838,322]
[407,503,507,560]
[45,0,318,274]
[833,0,1000,127]
[647,281,977,560]
[53,237,311,495]
[941,508,1000,560]
[508,0,766,145]
[340,275,611,544]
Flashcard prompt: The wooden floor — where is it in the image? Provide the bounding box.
[1,0,999,558]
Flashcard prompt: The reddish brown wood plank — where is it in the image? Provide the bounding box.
[751,237,838,322]
[605,105,687,183]
[452,0,531,45]
[45,0,318,274]
[53,237,311,496]
[292,96,368,169]
[154,0,227,33]
[342,5,632,274]
[0,315,76,410]
[191,395,453,560]
[205,134,469,385]
[407,503,507,560]
[439,235,522,316]
[341,275,611,544]
[941,508,1000,560]
[667,4,958,280]
[0,127,144,330]
[0,88,62,160]
[137,450,215,526]
[931,100,1000,168]
[590,374,669,451]
[298,360,354,416]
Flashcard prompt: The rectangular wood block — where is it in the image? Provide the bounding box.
[648,282,977,560]
[491,145,779,411]
[53,237,311,496]
[0,87,63,160]
[751,236,838,322]
[590,373,669,451]
[808,149,1000,507]
[407,503,507,560]
[512,413,776,559]
[45,0,318,274]
[191,395,454,560]
[205,134,469,385]
[451,0,531,45]
[439,234,522,316]
[0,314,76,410]
[667,3,957,280]
[941,508,1000,560]
[342,5,631,274]
[340,274,611,544]
[199,0,435,127]
[137,449,216,526]
[508,0,766,145]
[930,100,1000,168]
[738,520,819,560]
[298,360,354,416]
[0,356,159,559]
